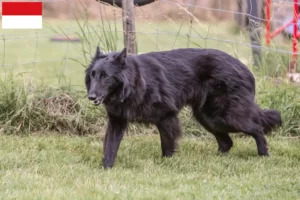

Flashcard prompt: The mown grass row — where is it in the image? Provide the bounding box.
[1,134,300,200]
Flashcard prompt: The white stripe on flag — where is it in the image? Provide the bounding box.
[2,16,42,29]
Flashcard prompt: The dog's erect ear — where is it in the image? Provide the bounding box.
[96,46,102,57]
[94,46,101,58]
[96,46,101,55]
[115,72,131,102]
[115,48,127,64]
[92,46,105,61]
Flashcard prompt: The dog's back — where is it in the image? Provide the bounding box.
[128,48,256,102]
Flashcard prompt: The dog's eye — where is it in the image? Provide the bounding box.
[100,71,107,79]
[91,70,96,78]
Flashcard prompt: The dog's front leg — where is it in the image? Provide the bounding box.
[102,115,128,168]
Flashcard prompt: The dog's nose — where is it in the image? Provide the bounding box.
[88,94,96,101]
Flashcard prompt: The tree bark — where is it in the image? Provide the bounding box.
[122,0,137,54]
[97,0,156,7]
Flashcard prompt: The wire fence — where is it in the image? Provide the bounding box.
[0,0,299,79]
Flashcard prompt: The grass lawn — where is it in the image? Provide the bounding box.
[1,134,300,199]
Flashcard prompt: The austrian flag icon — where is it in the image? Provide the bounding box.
[2,2,43,29]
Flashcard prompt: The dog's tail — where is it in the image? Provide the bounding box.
[260,109,282,134]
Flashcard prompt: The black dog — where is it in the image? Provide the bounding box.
[85,47,282,168]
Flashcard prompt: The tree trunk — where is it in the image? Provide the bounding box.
[97,0,156,7]
[122,0,137,54]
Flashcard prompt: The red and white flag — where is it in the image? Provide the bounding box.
[2,2,43,29]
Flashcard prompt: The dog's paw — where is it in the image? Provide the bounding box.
[258,152,270,157]
[102,157,114,169]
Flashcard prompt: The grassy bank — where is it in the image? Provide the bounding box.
[0,72,299,136]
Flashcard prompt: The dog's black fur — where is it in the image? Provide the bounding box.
[85,47,282,168]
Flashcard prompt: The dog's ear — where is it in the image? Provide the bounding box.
[92,46,105,61]
[115,72,131,102]
[94,46,101,58]
[115,48,127,64]
[96,46,101,56]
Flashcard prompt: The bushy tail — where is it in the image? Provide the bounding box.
[260,109,282,134]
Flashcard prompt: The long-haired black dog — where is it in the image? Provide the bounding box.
[85,47,282,168]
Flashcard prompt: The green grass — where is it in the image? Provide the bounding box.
[1,134,300,199]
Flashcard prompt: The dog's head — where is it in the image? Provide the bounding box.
[85,46,131,106]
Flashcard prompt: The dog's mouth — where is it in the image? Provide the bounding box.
[93,100,102,106]
[93,95,106,106]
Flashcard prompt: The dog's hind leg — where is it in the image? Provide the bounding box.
[191,106,233,154]
[102,115,128,168]
[213,132,233,153]
[156,115,182,157]
[243,125,269,156]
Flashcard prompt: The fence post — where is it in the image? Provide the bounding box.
[122,0,137,54]
[247,0,263,70]
[235,0,247,27]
